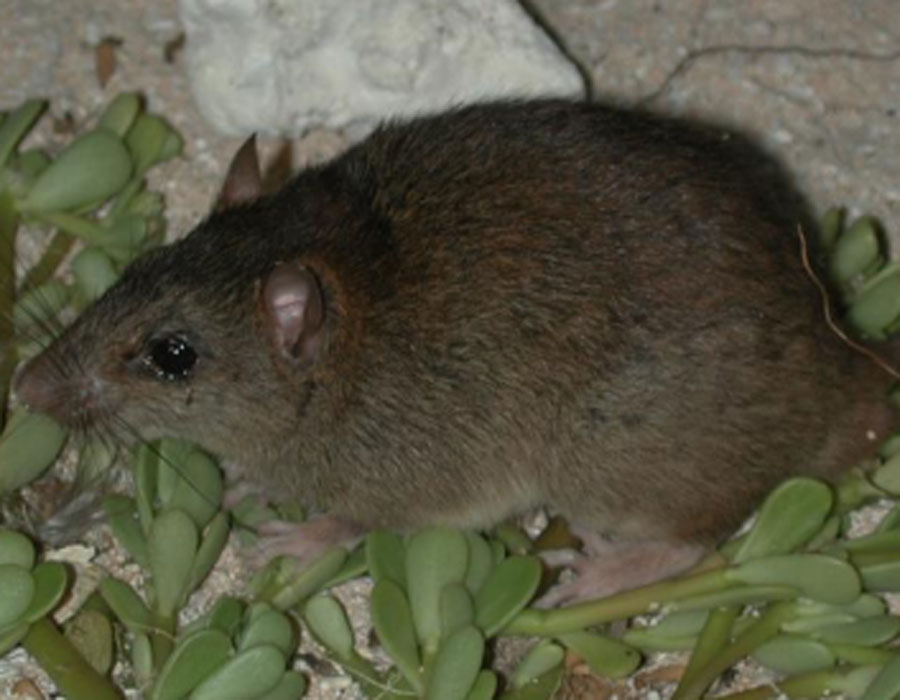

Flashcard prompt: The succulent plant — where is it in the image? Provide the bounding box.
[0,92,181,492]
[821,207,900,339]
[100,438,229,676]
[0,528,120,698]
[8,95,900,699]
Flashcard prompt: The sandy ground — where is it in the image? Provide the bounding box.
[1,0,899,698]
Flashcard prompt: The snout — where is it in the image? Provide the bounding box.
[13,354,59,415]
[12,352,88,426]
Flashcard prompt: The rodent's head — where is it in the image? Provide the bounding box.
[14,138,335,461]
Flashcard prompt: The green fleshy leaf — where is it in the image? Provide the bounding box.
[836,469,888,512]
[72,246,118,302]
[244,601,273,626]
[77,437,117,485]
[633,609,708,639]
[371,579,422,692]
[13,148,51,181]
[239,608,295,658]
[622,610,708,652]
[98,93,141,137]
[100,213,148,263]
[501,666,564,700]
[230,496,278,531]
[151,629,233,700]
[0,529,35,569]
[848,265,900,339]
[272,502,305,523]
[64,609,114,675]
[406,527,469,653]
[830,215,883,287]
[839,529,900,553]
[441,582,475,640]
[257,671,308,700]
[734,477,833,563]
[0,621,29,657]
[871,452,900,496]
[464,532,493,596]
[256,547,347,610]
[813,616,900,646]
[125,114,178,175]
[786,595,886,630]
[23,562,68,622]
[133,633,154,686]
[727,554,860,604]
[133,441,159,533]
[21,129,133,212]
[13,279,69,332]
[861,654,900,700]
[0,408,68,493]
[104,494,150,568]
[556,630,641,678]
[465,670,497,700]
[99,577,153,634]
[492,523,533,556]
[366,530,406,589]
[0,565,35,627]
[322,543,368,588]
[426,625,484,700]
[156,440,223,530]
[153,440,188,503]
[303,594,354,661]
[184,597,244,638]
[0,99,46,168]
[126,188,165,218]
[187,511,230,592]
[490,539,506,566]
[752,635,835,674]
[188,644,285,700]
[852,551,900,592]
[474,555,541,637]
[782,613,858,635]
[509,640,565,689]
[805,515,842,551]
[818,206,844,251]
[149,509,199,618]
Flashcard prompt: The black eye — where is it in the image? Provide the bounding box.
[146,335,197,381]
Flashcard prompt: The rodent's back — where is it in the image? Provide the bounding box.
[278,101,889,539]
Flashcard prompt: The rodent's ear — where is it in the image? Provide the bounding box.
[215,134,262,211]
[261,262,325,364]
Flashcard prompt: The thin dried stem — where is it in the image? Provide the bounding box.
[796,225,900,381]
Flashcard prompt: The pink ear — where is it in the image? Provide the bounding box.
[215,135,262,211]
[262,263,325,362]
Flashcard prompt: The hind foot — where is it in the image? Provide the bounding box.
[537,535,706,607]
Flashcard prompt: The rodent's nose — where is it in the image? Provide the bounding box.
[13,356,61,416]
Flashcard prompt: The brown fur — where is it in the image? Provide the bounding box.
[16,100,894,556]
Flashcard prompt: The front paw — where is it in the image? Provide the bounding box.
[249,514,366,569]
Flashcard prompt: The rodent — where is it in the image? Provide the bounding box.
[14,100,896,601]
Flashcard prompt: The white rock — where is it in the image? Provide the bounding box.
[178,0,585,138]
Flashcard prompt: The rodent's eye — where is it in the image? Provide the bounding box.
[145,335,197,382]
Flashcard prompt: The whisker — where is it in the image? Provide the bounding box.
[11,246,70,336]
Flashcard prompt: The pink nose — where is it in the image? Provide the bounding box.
[13,356,65,418]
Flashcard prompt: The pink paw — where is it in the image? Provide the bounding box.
[536,539,706,607]
[249,514,365,568]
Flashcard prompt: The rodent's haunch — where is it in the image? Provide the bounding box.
[15,100,894,600]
